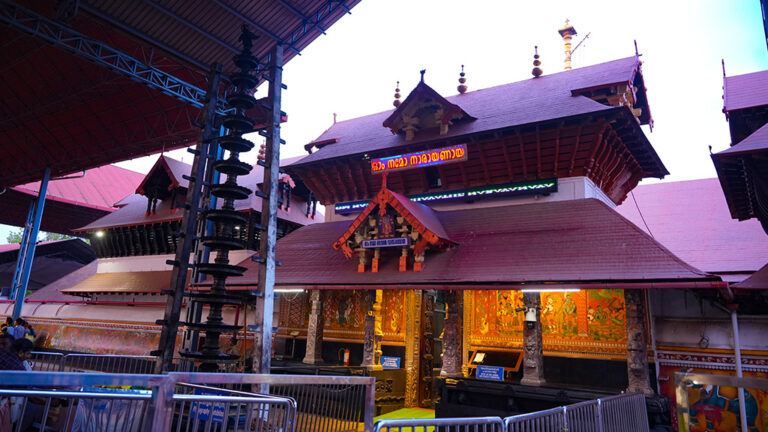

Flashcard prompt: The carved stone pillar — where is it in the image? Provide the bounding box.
[303,290,324,365]
[361,290,383,371]
[405,290,422,407]
[440,290,463,377]
[521,292,545,386]
[625,289,653,395]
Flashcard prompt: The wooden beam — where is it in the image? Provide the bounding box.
[535,125,542,179]
[568,124,584,176]
[477,144,492,185]
[585,122,610,177]
[517,131,528,179]
[340,164,359,201]
[553,122,564,176]
[500,137,515,181]
[354,160,371,199]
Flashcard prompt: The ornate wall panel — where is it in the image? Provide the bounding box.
[467,289,628,359]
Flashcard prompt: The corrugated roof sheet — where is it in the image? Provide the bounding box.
[291,57,649,167]
[732,262,768,289]
[616,178,768,275]
[226,198,713,287]
[77,156,323,231]
[724,70,768,112]
[12,164,143,212]
[715,122,768,156]
[61,270,187,294]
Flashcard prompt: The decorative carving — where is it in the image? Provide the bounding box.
[303,290,324,365]
[405,290,422,407]
[361,290,383,370]
[625,289,653,395]
[419,291,436,407]
[520,292,545,386]
[441,290,463,377]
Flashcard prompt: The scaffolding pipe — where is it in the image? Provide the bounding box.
[731,309,748,432]
[11,167,50,320]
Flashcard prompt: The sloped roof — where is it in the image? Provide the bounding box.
[732,262,768,290]
[715,122,768,156]
[61,270,188,295]
[25,261,98,303]
[0,164,144,235]
[135,155,191,195]
[77,156,323,231]
[0,239,95,293]
[224,199,717,288]
[382,80,474,134]
[616,178,768,275]
[724,70,768,112]
[13,164,143,211]
[292,56,652,168]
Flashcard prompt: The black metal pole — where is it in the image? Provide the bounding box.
[154,63,222,373]
[254,43,284,374]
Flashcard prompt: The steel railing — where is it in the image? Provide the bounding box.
[0,370,374,432]
[503,392,648,432]
[374,416,505,432]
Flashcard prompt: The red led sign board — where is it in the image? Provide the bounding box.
[371,144,467,174]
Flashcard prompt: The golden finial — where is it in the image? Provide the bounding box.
[457,64,467,94]
[393,81,401,107]
[558,19,578,70]
[532,46,543,78]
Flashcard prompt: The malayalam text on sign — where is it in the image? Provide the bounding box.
[371,144,467,174]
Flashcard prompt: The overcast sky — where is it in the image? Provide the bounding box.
[120,0,768,184]
[3,1,767,241]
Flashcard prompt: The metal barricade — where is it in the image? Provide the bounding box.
[503,392,649,432]
[504,407,565,432]
[598,393,648,432]
[29,350,64,372]
[375,416,505,432]
[0,371,300,432]
[63,353,157,374]
[171,372,376,432]
[563,400,599,432]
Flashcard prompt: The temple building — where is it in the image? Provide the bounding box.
[3,24,767,432]
[2,155,320,357]
[186,45,765,428]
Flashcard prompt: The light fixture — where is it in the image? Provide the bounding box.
[275,288,305,293]
[95,230,105,238]
[520,288,580,293]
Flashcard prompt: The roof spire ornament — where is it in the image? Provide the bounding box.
[532,46,543,78]
[420,69,426,82]
[393,81,401,107]
[457,64,467,94]
[558,19,577,70]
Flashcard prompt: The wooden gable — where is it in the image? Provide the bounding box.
[382,79,474,140]
[333,178,456,272]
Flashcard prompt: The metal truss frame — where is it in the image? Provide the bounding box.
[0,0,228,114]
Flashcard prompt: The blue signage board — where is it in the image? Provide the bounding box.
[381,356,401,369]
[476,365,505,381]
[191,388,226,424]
[361,237,411,248]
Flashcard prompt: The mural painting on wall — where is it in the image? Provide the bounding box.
[587,289,626,341]
[278,291,309,332]
[31,319,161,355]
[659,365,768,432]
[470,289,627,357]
[381,290,406,342]
[323,290,366,332]
[540,292,578,336]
